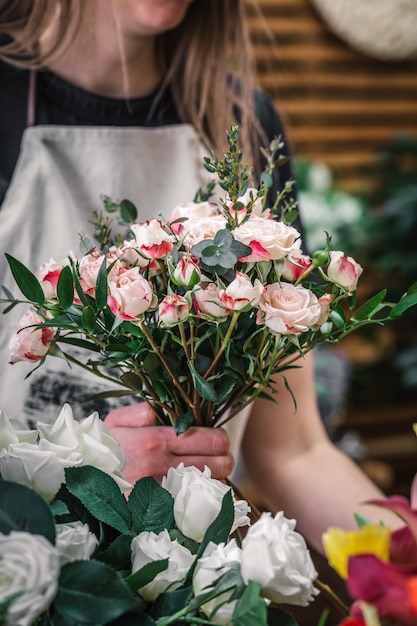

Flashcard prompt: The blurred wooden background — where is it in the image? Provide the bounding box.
[247,0,417,193]
[246,2,417,622]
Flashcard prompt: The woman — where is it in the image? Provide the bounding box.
[0,0,398,552]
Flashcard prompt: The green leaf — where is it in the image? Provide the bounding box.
[232,581,267,626]
[390,290,417,319]
[56,265,74,310]
[65,466,131,534]
[120,199,138,225]
[95,534,133,570]
[352,289,387,321]
[50,500,70,517]
[0,482,56,544]
[55,560,136,624]
[5,254,45,305]
[151,586,193,621]
[125,559,169,593]
[329,309,345,330]
[81,305,97,333]
[128,477,174,534]
[95,256,109,310]
[174,410,195,435]
[260,171,273,188]
[189,363,218,402]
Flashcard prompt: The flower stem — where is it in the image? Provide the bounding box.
[203,311,240,380]
[314,579,349,616]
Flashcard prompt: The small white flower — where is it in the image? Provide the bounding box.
[0,409,37,449]
[0,531,60,626]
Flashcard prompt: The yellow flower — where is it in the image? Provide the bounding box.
[321,524,391,579]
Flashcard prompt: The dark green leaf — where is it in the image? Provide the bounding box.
[81,305,97,333]
[151,586,193,621]
[96,534,136,571]
[352,290,388,321]
[5,254,44,305]
[95,256,109,310]
[232,581,267,626]
[125,559,169,593]
[174,410,195,434]
[267,605,299,626]
[128,477,174,534]
[55,560,136,624]
[0,482,55,543]
[50,500,70,517]
[390,290,417,319]
[120,199,138,225]
[56,265,74,310]
[65,466,131,534]
[189,363,218,402]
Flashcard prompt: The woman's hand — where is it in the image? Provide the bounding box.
[105,403,234,484]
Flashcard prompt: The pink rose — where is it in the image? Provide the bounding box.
[257,283,322,335]
[327,251,363,294]
[317,293,332,326]
[234,216,300,262]
[159,294,190,327]
[171,256,201,289]
[193,283,231,320]
[170,202,218,235]
[108,267,155,320]
[282,251,312,282]
[36,258,66,298]
[9,310,53,364]
[219,272,264,311]
[119,239,154,269]
[78,251,120,296]
[182,215,227,250]
[130,220,174,260]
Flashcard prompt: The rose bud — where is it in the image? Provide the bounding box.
[171,256,201,289]
[159,294,190,327]
[282,251,312,282]
[219,272,263,311]
[9,310,53,364]
[327,251,363,294]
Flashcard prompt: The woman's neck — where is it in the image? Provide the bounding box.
[45,10,162,99]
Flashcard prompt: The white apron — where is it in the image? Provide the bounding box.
[0,104,250,462]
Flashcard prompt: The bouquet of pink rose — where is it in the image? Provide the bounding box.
[2,125,417,432]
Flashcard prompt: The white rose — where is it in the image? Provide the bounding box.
[162,464,250,543]
[0,531,60,626]
[257,283,322,335]
[193,540,242,625]
[55,521,98,565]
[234,216,300,262]
[0,409,37,449]
[9,309,53,364]
[170,201,219,224]
[76,412,132,492]
[108,267,155,320]
[182,215,227,249]
[37,404,80,448]
[241,512,319,606]
[130,219,174,259]
[131,529,194,601]
[35,257,66,298]
[0,443,65,502]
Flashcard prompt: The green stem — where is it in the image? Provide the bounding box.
[314,579,349,617]
[140,321,193,410]
[203,311,240,380]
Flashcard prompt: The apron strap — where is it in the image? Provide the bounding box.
[27,70,37,127]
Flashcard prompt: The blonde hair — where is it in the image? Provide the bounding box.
[0,0,266,173]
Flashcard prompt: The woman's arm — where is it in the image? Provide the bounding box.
[241,351,401,553]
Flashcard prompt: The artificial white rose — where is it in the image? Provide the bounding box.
[131,529,194,601]
[55,521,98,565]
[193,540,242,625]
[76,412,132,492]
[0,409,37,449]
[162,464,250,543]
[0,530,60,626]
[0,442,65,502]
[37,438,84,467]
[36,403,80,449]
[241,512,319,606]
